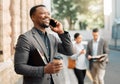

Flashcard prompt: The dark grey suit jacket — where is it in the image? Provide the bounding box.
[86,38,109,69]
[14,28,74,84]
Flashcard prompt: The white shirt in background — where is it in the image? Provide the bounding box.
[71,42,87,70]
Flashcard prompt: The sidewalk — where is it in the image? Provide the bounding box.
[62,56,92,84]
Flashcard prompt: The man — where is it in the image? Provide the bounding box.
[14,5,74,84]
[86,28,109,84]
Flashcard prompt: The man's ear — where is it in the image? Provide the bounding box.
[31,15,35,21]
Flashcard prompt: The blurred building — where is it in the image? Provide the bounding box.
[110,0,120,49]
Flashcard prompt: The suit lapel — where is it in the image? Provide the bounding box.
[31,28,49,61]
[97,38,102,55]
[90,40,93,55]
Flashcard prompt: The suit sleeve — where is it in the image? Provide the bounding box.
[86,41,91,58]
[103,40,109,61]
[57,31,74,56]
[14,35,44,77]
[103,40,109,54]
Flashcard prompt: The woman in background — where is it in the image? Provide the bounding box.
[70,33,87,84]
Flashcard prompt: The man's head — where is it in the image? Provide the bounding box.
[30,5,51,28]
[92,28,99,41]
[74,33,82,43]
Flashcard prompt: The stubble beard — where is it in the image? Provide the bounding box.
[39,23,49,29]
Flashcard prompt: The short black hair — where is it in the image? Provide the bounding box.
[30,5,46,18]
[93,28,99,32]
[74,33,80,39]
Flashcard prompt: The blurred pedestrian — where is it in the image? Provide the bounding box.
[70,33,87,84]
[86,28,109,84]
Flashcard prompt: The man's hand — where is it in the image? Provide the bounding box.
[106,58,109,64]
[44,62,63,74]
[87,55,92,60]
[98,57,104,62]
[50,20,64,34]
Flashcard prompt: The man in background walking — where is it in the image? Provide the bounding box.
[86,28,109,84]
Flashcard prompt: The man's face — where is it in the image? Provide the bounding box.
[32,7,51,28]
[92,32,99,41]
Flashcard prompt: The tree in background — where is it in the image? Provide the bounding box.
[86,0,104,29]
[52,0,79,30]
[52,0,104,30]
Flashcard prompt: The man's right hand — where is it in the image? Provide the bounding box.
[44,62,63,74]
[87,55,92,60]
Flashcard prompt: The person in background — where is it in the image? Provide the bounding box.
[14,5,74,84]
[86,28,109,84]
[70,33,87,84]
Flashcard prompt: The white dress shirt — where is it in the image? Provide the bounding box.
[92,37,100,56]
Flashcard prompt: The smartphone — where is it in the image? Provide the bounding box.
[49,19,56,27]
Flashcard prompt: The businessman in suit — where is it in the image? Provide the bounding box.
[86,28,109,84]
[14,5,74,84]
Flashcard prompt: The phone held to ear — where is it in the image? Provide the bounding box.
[49,19,56,27]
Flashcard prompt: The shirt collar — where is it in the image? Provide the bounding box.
[35,28,47,36]
[93,36,100,42]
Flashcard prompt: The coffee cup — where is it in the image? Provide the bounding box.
[53,56,63,64]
